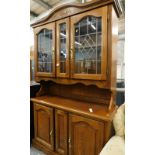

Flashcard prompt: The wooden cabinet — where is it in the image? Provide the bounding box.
[32,101,107,155]
[34,8,107,81]
[31,0,122,154]
[34,23,56,77]
[69,114,104,155]
[31,0,122,87]
[34,104,54,151]
[70,7,108,80]
[55,109,68,155]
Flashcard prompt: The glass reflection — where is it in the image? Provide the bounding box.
[74,16,102,74]
[59,23,67,73]
[37,29,53,72]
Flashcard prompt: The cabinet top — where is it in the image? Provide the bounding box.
[31,95,117,122]
[31,0,122,28]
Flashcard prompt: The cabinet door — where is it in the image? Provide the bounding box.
[55,109,68,155]
[71,7,107,80]
[56,18,69,78]
[34,104,54,150]
[34,23,55,77]
[69,114,104,155]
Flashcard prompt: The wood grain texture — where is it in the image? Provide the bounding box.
[32,139,60,155]
[31,0,122,28]
[55,110,68,155]
[35,76,110,88]
[49,82,111,104]
[107,5,118,110]
[31,1,120,154]
[34,104,54,151]
[69,114,104,155]
[31,96,116,122]
[35,81,112,105]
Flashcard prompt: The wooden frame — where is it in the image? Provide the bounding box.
[34,23,56,78]
[31,0,122,28]
[68,114,104,155]
[34,104,54,151]
[31,1,120,153]
[70,7,108,80]
[56,18,70,78]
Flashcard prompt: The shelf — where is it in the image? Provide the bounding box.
[31,96,116,121]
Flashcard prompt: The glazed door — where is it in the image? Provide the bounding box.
[55,109,68,155]
[34,23,55,77]
[71,7,108,80]
[34,104,54,150]
[56,18,69,78]
[69,114,104,155]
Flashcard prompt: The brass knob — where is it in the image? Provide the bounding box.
[50,130,53,136]
[68,138,71,143]
[70,48,73,59]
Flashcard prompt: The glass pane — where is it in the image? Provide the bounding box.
[74,16,102,74]
[59,23,67,73]
[37,29,53,73]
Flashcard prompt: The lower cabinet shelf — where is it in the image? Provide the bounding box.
[32,102,113,155]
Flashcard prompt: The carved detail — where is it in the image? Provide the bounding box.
[49,7,79,22]
[36,81,49,97]
[31,0,122,27]
[35,76,110,89]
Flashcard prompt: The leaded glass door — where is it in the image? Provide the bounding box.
[70,7,107,80]
[34,23,55,77]
[56,18,69,78]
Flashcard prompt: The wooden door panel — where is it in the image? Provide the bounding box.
[72,121,96,155]
[55,110,68,155]
[69,114,104,155]
[34,104,54,150]
[37,110,51,143]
